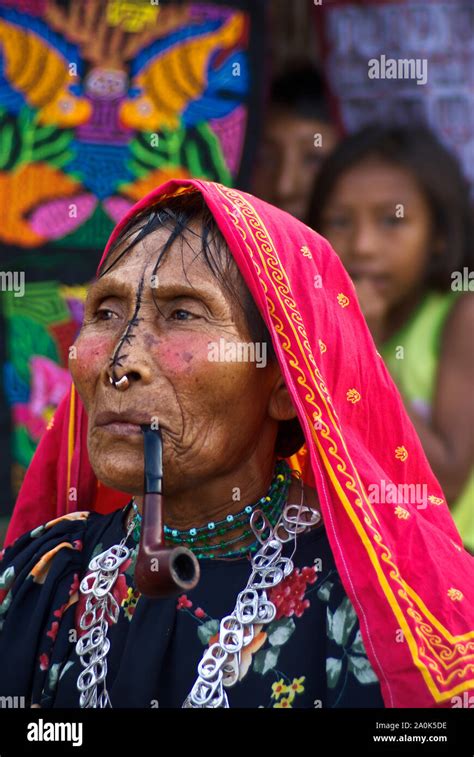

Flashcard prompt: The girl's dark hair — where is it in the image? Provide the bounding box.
[99,190,305,457]
[308,124,473,289]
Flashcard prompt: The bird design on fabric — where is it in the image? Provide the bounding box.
[0,18,91,128]
[0,1,248,246]
[119,12,246,132]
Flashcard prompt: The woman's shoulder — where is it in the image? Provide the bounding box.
[2,509,102,559]
[0,507,125,602]
[1,510,90,565]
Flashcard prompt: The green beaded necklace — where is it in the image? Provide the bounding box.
[128,459,292,559]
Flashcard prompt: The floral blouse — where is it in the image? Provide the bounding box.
[0,502,385,709]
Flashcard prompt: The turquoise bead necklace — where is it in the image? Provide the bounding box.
[128,459,292,559]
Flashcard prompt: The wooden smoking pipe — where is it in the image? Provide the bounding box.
[134,425,200,598]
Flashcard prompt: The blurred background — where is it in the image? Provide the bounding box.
[0,0,472,550]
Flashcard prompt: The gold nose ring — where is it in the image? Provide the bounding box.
[109,375,130,391]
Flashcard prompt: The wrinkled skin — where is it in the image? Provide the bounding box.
[70,223,320,550]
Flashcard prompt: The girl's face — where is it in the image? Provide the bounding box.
[319,157,436,310]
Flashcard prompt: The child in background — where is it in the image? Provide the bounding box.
[252,64,339,221]
[309,125,474,552]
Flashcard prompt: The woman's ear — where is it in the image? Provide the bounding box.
[268,373,298,422]
[268,372,306,457]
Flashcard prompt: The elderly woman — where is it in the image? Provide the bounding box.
[0,180,472,710]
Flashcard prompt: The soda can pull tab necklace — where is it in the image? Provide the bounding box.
[75,465,321,707]
[182,477,321,707]
[75,515,136,707]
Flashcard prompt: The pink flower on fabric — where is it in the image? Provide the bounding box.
[112,573,129,607]
[194,607,205,618]
[39,653,49,671]
[177,594,192,610]
[52,574,81,622]
[69,573,80,596]
[46,621,59,641]
[268,565,318,620]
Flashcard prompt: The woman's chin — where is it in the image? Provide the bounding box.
[90,459,144,495]
[97,473,143,495]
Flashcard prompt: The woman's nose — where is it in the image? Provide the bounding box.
[106,324,156,389]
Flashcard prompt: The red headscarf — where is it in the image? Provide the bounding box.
[5,179,474,707]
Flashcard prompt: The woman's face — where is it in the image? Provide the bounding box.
[319,158,435,310]
[70,222,293,496]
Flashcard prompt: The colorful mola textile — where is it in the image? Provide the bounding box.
[0,0,265,515]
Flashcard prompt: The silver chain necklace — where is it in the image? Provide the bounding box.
[75,485,320,708]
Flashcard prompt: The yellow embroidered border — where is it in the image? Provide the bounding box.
[66,383,76,514]
[213,183,474,702]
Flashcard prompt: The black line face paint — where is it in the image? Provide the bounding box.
[109,272,146,382]
[105,213,207,387]
[104,255,201,597]
[107,240,173,382]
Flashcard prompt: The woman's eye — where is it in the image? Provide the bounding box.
[95,308,118,321]
[170,309,195,321]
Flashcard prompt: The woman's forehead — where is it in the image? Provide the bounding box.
[101,224,209,278]
[94,208,251,329]
[92,224,245,307]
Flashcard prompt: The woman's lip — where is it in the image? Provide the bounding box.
[98,422,143,435]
